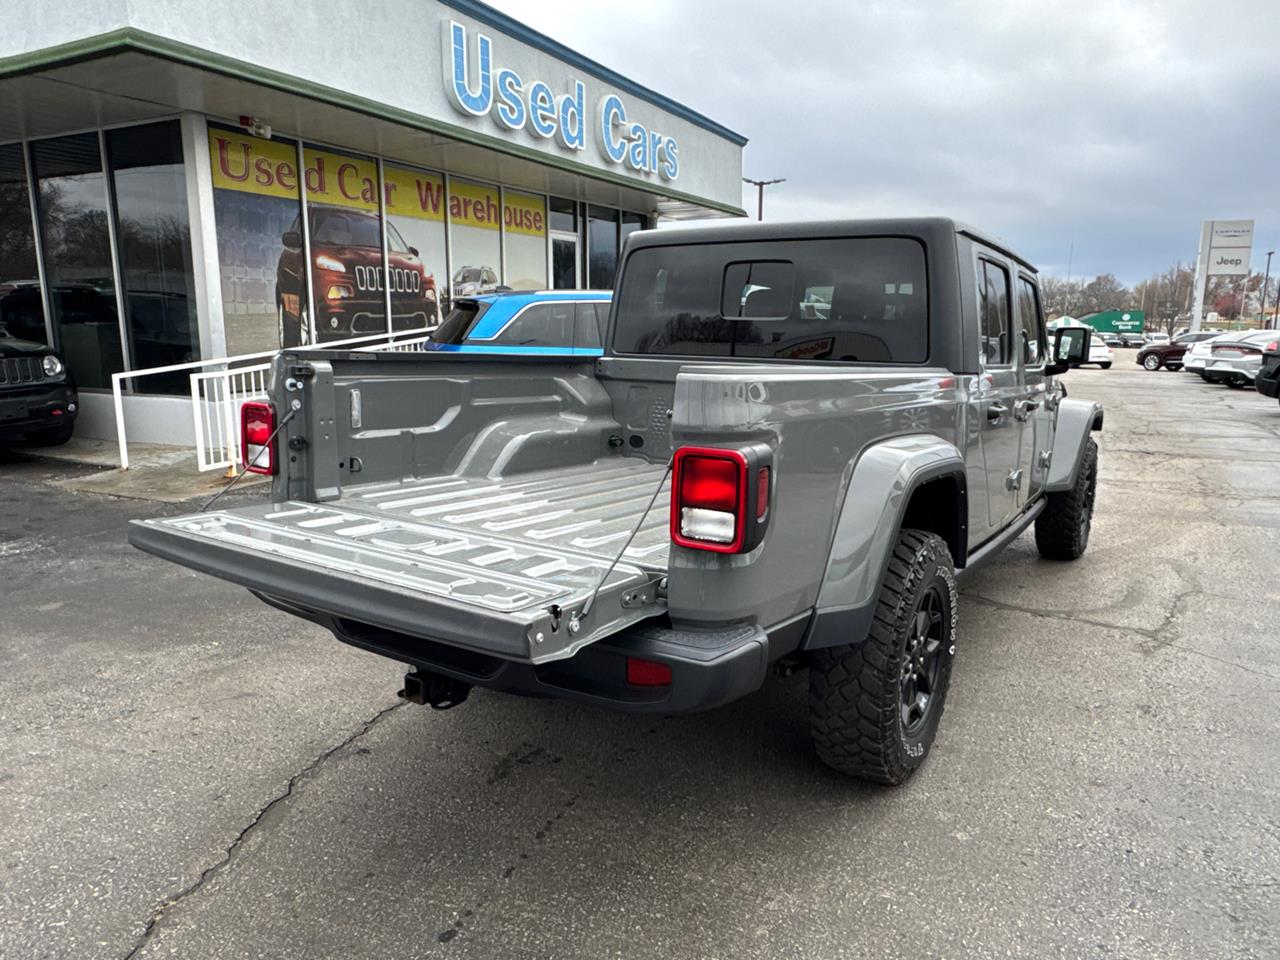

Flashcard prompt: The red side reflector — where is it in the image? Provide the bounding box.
[240,401,277,475]
[626,657,672,687]
[756,467,770,519]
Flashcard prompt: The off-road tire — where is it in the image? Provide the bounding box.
[1142,354,1162,370]
[809,529,957,785]
[1035,437,1098,561]
[23,422,75,447]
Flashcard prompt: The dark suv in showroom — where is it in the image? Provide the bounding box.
[276,207,440,347]
[0,322,77,446]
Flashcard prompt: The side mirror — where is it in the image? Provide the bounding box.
[281,230,302,248]
[1046,326,1089,375]
[408,246,419,257]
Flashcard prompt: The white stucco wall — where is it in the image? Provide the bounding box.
[2,0,745,212]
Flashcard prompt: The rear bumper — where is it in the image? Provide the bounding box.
[258,592,779,714]
[1201,358,1259,382]
[0,382,77,439]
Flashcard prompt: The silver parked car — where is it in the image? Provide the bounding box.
[1196,330,1277,387]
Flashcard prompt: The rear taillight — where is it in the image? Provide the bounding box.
[670,444,772,553]
[240,401,277,475]
[1267,341,1278,353]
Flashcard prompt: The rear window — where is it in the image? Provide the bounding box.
[612,237,928,362]
[431,300,487,344]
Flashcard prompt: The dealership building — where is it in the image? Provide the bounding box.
[0,0,746,445]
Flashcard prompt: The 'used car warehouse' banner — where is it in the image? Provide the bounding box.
[210,130,545,235]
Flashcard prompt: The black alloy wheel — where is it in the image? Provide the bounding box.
[900,585,946,734]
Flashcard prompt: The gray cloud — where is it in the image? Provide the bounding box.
[489,0,1280,283]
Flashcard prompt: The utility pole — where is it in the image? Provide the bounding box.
[742,177,785,221]
[1262,251,1274,329]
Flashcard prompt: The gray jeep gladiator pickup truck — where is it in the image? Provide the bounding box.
[130,218,1101,784]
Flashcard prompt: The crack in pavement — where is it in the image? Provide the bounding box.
[120,699,407,960]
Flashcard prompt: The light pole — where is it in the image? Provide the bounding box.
[1262,250,1274,329]
[742,177,785,221]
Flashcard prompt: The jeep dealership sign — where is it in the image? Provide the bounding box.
[443,21,680,181]
[1189,218,1255,330]
[1205,219,1254,276]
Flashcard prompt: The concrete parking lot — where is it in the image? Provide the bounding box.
[2,360,1278,960]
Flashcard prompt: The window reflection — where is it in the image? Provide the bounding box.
[107,121,199,393]
[31,133,123,389]
[0,143,47,345]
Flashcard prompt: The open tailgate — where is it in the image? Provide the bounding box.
[128,495,667,665]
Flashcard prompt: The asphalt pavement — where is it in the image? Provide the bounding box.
[2,359,1277,959]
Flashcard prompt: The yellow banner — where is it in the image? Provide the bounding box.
[383,164,445,222]
[301,147,379,212]
[209,129,300,201]
[447,179,500,232]
[211,134,544,239]
[503,190,547,238]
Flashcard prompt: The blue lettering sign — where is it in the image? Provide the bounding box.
[445,21,491,116]
[442,22,679,181]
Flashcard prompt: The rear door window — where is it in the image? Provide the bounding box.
[494,301,575,346]
[1016,276,1045,366]
[431,300,486,344]
[979,260,1012,365]
[612,237,928,362]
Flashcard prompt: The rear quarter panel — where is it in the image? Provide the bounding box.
[664,364,963,631]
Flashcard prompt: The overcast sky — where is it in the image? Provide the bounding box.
[489,0,1280,285]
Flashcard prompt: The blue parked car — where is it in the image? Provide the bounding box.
[425,290,611,356]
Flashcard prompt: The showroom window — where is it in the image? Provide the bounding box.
[448,177,502,301]
[0,143,47,345]
[30,132,124,390]
[383,161,447,329]
[209,124,307,354]
[301,144,387,344]
[587,205,620,289]
[503,190,548,290]
[106,121,199,393]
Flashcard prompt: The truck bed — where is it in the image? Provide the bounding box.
[129,458,672,665]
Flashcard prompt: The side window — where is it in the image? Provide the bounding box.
[574,302,604,349]
[495,302,575,346]
[1016,276,1045,366]
[978,259,1012,365]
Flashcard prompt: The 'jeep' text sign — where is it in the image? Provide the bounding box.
[1206,219,1254,276]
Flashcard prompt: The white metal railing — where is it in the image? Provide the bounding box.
[189,334,433,473]
[112,326,433,469]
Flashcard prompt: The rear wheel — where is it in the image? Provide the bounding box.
[1100,362,1112,369]
[809,529,957,785]
[1142,354,1162,370]
[1035,438,1098,561]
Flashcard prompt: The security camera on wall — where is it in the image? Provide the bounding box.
[238,115,272,140]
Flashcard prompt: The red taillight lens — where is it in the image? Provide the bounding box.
[672,447,747,552]
[240,400,276,475]
[1267,341,1278,353]
[626,657,672,686]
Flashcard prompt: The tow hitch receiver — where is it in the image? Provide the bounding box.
[399,670,472,710]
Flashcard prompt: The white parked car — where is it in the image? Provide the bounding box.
[1077,333,1114,369]
[1199,330,1278,387]
[1183,332,1239,374]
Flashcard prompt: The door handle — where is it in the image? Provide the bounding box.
[986,403,1008,422]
